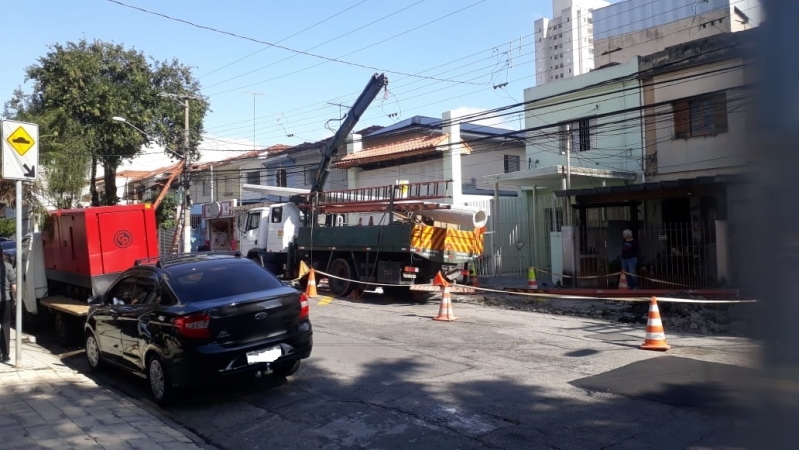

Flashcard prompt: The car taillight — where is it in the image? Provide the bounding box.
[299,292,310,319]
[174,313,211,339]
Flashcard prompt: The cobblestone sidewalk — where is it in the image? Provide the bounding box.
[0,330,213,450]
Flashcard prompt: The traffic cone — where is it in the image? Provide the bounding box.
[618,270,629,290]
[640,297,670,351]
[305,268,318,297]
[432,271,450,287]
[433,285,457,321]
[527,267,538,290]
[470,262,479,287]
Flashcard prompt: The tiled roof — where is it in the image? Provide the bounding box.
[366,115,525,140]
[334,134,459,169]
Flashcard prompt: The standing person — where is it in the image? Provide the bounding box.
[0,253,17,362]
[620,229,639,289]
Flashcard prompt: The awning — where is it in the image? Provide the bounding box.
[483,165,638,189]
[553,174,741,197]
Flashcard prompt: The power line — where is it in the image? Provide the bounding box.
[105,0,484,86]
[198,0,371,79]
[203,0,758,138]
[203,0,426,90]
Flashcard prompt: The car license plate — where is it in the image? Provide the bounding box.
[246,346,282,365]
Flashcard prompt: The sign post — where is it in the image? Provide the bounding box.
[1,120,39,368]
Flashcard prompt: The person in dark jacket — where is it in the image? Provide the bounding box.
[621,229,639,289]
[0,255,17,362]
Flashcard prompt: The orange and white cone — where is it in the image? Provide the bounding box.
[433,286,457,322]
[618,271,629,290]
[640,297,670,351]
[305,268,318,298]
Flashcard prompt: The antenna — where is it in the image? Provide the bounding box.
[244,91,266,150]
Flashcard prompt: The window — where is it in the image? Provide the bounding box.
[503,155,520,173]
[246,170,260,185]
[246,211,261,231]
[168,260,285,302]
[560,118,598,152]
[131,274,159,305]
[202,180,210,196]
[304,167,315,185]
[672,93,728,139]
[587,17,592,24]
[106,277,137,306]
[275,168,287,187]
[270,206,283,223]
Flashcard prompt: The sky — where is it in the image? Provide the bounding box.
[0,0,553,168]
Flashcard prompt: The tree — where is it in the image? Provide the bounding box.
[4,39,209,206]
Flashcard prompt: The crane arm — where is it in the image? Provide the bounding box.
[308,73,388,195]
[152,160,185,210]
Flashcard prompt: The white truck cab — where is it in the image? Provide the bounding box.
[238,203,303,257]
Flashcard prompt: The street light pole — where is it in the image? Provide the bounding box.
[182,98,192,254]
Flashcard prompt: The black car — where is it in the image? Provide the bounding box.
[1,240,16,265]
[84,252,312,405]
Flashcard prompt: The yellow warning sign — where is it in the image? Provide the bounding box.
[6,127,35,156]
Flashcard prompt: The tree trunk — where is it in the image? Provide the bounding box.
[102,157,120,206]
[89,154,100,207]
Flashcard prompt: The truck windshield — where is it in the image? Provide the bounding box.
[167,260,286,303]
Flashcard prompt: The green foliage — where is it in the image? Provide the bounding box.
[4,39,210,207]
[0,219,15,237]
[146,190,179,229]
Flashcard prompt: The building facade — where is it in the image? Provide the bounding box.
[592,0,761,67]
[535,0,610,85]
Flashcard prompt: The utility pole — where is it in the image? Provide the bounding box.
[244,91,265,150]
[327,102,348,119]
[160,92,199,254]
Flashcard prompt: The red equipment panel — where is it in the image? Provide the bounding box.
[43,204,159,277]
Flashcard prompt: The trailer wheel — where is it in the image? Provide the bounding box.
[54,313,79,348]
[328,258,355,297]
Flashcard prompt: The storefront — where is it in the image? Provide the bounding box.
[201,200,238,251]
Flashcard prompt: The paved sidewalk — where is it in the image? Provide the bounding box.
[0,329,213,450]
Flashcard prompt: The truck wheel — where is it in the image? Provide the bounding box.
[328,258,354,297]
[147,354,174,406]
[85,332,104,372]
[54,313,79,348]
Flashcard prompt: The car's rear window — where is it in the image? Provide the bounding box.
[166,259,286,303]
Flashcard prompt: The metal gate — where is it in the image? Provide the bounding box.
[578,219,719,289]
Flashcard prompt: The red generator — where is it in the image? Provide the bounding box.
[42,204,160,299]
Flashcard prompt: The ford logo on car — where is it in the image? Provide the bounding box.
[254,312,269,320]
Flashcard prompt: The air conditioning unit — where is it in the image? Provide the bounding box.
[203,201,221,219]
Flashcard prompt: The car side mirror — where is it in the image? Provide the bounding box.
[87,295,103,306]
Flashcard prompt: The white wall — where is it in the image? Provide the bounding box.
[524,58,642,176]
[648,59,750,180]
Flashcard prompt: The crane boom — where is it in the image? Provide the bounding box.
[308,73,388,195]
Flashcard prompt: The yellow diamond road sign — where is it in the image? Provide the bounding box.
[2,119,39,180]
[7,126,35,156]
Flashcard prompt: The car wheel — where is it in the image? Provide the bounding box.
[147,355,174,406]
[272,359,301,378]
[85,333,104,372]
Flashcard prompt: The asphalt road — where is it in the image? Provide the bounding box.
[42,293,762,449]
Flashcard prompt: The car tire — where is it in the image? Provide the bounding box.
[272,359,301,378]
[147,355,174,406]
[85,332,104,372]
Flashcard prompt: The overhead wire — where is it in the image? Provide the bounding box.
[203,0,426,90]
[104,0,485,86]
[198,0,371,79]
[203,0,759,141]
